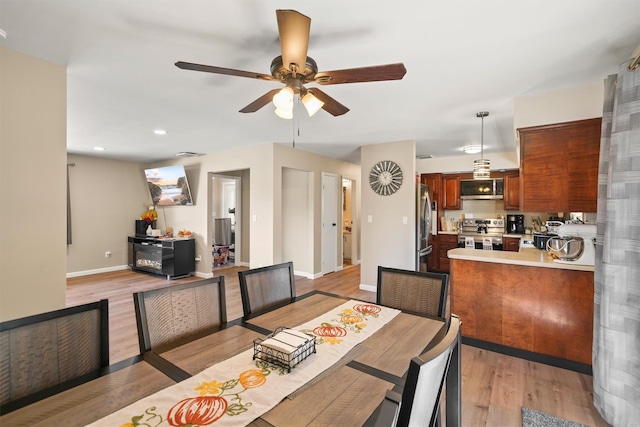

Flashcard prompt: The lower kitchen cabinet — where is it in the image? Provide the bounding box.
[438,233,458,273]
[427,235,439,271]
[503,236,520,252]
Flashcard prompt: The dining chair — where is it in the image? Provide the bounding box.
[371,315,462,427]
[377,266,449,320]
[0,299,109,415]
[133,276,227,354]
[238,261,296,319]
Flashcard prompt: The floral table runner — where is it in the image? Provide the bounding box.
[90,300,400,427]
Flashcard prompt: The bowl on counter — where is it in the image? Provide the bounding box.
[546,236,584,260]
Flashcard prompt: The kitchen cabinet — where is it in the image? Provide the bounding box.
[503,170,520,210]
[421,173,440,205]
[518,118,601,212]
[450,256,594,367]
[343,233,352,259]
[427,234,439,271]
[438,234,459,273]
[503,236,520,252]
[442,175,462,210]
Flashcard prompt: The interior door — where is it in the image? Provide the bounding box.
[322,173,338,275]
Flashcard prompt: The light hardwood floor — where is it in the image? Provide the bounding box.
[66,265,610,427]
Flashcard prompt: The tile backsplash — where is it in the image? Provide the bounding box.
[442,199,595,232]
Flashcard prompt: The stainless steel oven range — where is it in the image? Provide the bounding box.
[457,217,505,250]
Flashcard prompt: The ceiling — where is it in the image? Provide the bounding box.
[2,1,639,165]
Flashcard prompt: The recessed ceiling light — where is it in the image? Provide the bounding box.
[93,147,105,151]
[463,146,482,154]
[154,129,168,135]
[175,152,204,157]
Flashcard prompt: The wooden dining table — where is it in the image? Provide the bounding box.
[0,291,459,427]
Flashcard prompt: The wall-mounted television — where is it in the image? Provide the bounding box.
[144,165,193,206]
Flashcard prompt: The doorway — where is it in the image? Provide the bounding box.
[342,178,353,267]
[210,174,242,270]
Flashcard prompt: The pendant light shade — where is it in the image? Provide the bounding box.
[301,91,324,117]
[473,111,490,180]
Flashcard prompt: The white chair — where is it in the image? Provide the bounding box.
[373,315,461,427]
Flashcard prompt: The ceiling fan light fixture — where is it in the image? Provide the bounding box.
[273,86,294,110]
[473,111,491,180]
[301,92,324,117]
[275,107,293,120]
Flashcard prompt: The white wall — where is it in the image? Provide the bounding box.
[360,140,416,289]
[0,47,67,321]
[514,81,604,131]
[282,168,313,275]
[66,154,150,275]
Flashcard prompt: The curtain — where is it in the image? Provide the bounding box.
[593,62,640,425]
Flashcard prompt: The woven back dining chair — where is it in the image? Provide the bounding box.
[376,266,449,320]
[371,315,461,427]
[133,276,227,354]
[0,299,109,415]
[238,261,296,319]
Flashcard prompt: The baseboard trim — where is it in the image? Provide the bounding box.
[463,337,593,375]
[359,284,376,293]
[66,265,128,278]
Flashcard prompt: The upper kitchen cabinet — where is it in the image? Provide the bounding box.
[503,170,520,211]
[518,118,601,213]
[421,173,441,206]
[442,175,462,210]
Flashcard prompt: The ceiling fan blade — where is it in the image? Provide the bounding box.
[239,89,282,113]
[175,61,274,81]
[276,10,311,74]
[314,63,407,85]
[307,88,349,116]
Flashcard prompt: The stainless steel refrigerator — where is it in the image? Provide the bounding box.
[416,184,433,272]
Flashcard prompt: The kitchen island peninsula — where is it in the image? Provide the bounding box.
[448,247,594,373]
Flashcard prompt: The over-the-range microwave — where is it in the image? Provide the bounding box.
[460,178,504,200]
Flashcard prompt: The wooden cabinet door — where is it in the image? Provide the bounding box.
[438,234,459,273]
[567,120,601,212]
[421,173,440,202]
[442,175,462,210]
[518,118,601,212]
[520,126,567,212]
[503,171,520,210]
[503,237,520,252]
[427,235,439,271]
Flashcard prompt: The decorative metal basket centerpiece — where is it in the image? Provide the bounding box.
[253,327,316,372]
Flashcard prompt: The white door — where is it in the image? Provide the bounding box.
[322,173,338,274]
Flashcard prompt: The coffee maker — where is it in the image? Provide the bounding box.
[507,214,525,234]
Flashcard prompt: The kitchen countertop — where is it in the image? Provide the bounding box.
[447,247,594,272]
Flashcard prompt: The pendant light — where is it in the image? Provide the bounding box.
[473,111,490,180]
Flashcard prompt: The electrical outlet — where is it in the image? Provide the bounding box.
[195,255,202,262]
[105,251,111,257]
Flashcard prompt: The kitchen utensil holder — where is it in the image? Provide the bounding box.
[253,327,316,372]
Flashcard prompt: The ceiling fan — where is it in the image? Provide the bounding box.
[175,9,407,118]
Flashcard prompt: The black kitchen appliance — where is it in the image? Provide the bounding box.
[506,214,525,234]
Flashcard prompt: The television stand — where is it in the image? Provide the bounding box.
[128,236,195,279]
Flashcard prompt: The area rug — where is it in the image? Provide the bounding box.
[522,407,588,427]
